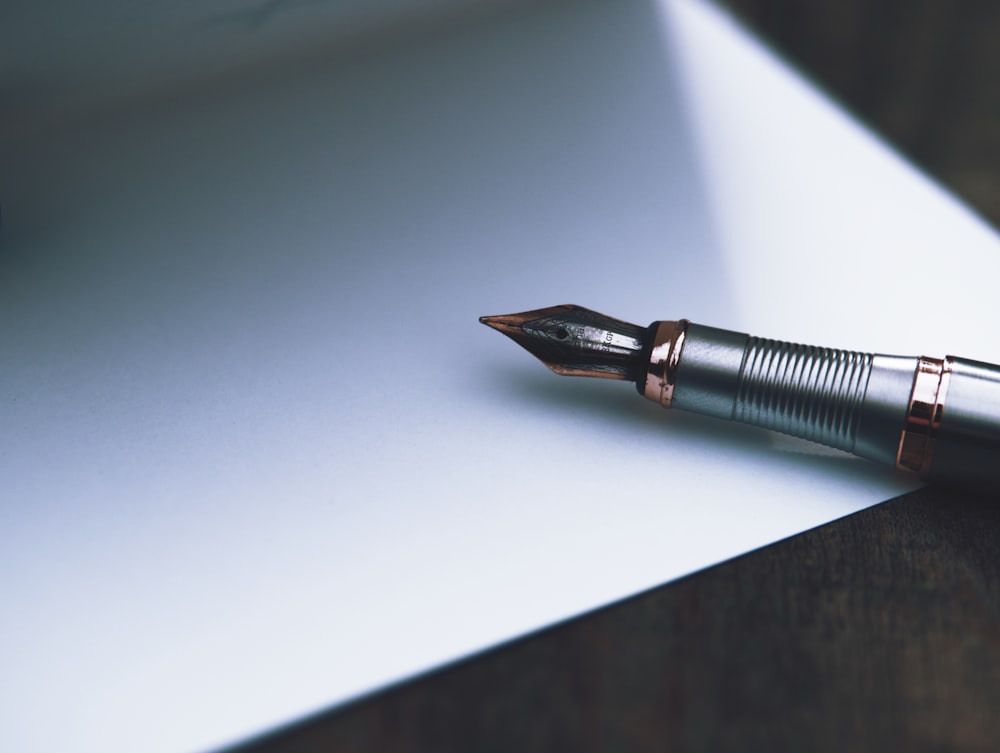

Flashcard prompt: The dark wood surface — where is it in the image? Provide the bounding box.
[230,3,1000,750]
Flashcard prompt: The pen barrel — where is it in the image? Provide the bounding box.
[651,323,1000,487]
[733,335,874,452]
[669,324,878,454]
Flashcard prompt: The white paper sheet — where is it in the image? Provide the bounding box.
[2,1,997,752]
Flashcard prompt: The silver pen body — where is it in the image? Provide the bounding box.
[642,321,1000,489]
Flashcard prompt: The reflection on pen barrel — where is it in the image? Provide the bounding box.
[642,320,1000,490]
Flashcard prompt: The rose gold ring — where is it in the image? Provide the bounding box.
[897,356,953,476]
[644,320,687,408]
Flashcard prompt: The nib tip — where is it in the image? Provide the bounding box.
[478,304,646,381]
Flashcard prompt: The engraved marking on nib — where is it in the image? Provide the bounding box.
[479,304,646,381]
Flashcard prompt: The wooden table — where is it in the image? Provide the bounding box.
[229,3,1000,750]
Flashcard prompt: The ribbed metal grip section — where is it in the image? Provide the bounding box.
[734,338,873,452]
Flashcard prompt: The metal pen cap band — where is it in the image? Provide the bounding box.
[907,356,1000,489]
[897,356,951,476]
[643,320,687,408]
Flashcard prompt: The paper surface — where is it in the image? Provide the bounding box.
[2,1,997,752]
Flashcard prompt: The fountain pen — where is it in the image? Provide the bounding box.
[480,304,1000,490]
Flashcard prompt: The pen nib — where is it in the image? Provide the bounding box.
[479,304,647,381]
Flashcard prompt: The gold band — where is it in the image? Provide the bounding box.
[897,356,953,476]
[644,320,687,408]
